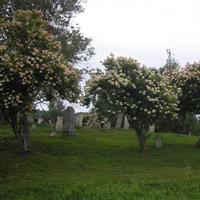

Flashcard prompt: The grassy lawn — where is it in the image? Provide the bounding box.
[1,125,200,199]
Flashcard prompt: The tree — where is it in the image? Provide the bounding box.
[178,62,200,114]
[48,99,65,129]
[160,49,180,73]
[155,50,181,133]
[0,11,80,151]
[160,62,200,135]
[0,0,94,63]
[84,56,178,152]
[177,62,200,136]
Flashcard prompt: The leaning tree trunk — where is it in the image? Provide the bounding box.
[22,113,29,152]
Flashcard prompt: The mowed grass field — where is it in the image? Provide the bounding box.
[1,125,200,200]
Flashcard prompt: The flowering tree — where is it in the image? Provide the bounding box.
[159,62,200,134]
[85,56,178,151]
[0,11,80,151]
[169,62,200,134]
[0,0,94,63]
[156,67,182,133]
[177,62,200,115]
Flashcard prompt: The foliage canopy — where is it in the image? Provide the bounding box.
[0,10,80,151]
[0,0,94,63]
[85,55,178,151]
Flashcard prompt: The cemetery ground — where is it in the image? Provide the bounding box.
[1,126,200,199]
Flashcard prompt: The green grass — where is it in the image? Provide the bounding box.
[1,125,200,199]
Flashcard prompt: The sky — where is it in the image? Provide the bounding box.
[76,0,200,69]
[39,0,200,111]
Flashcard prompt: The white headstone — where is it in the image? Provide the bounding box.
[48,120,53,128]
[49,131,56,137]
[56,116,63,133]
[31,124,36,130]
[149,125,155,133]
[124,115,129,129]
[27,115,34,124]
[90,121,101,128]
[38,118,43,124]
[155,136,162,148]
[75,113,83,128]
[115,113,123,129]
[104,121,111,129]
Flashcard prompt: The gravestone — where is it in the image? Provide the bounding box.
[49,131,56,137]
[149,125,155,133]
[27,115,36,129]
[124,115,129,129]
[155,136,162,148]
[56,116,63,133]
[27,115,34,124]
[48,120,54,129]
[90,121,100,128]
[38,118,43,124]
[31,124,36,130]
[75,113,83,128]
[63,106,76,136]
[115,113,123,129]
[104,121,111,129]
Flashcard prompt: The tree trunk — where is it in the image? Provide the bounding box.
[6,111,30,151]
[22,113,29,152]
[128,118,147,152]
[136,128,146,152]
[8,114,23,145]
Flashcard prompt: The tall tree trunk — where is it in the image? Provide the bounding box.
[22,113,29,152]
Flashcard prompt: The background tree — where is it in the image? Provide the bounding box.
[84,55,178,152]
[160,49,180,73]
[156,50,182,133]
[0,11,80,151]
[48,99,65,128]
[158,61,200,135]
[179,62,200,115]
[177,62,200,134]
[0,0,94,63]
